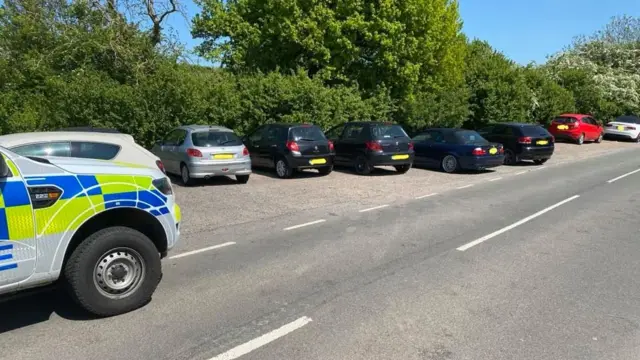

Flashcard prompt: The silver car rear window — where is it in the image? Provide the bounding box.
[191,131,243,147]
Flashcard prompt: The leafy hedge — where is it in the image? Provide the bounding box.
[0,0,638,148]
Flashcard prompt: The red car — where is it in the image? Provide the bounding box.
[548,114,604,145]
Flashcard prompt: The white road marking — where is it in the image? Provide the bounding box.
[283,219,326,231]
[169,242,236,259]
[531,166,547,171]
[457,195,580,251]
[488,177,502,182]
[359,204,390,213]
[416,193,438,200]
[456,184,474,189]
[607,168,640,183]
[515,171,527,175]
[208,316,313,360]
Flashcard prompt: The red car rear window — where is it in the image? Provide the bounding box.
[553,117,577,124]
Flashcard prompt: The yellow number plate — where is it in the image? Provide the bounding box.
[557,125,569,130]
[309,158,326,165]
[213,154,234,159]
[536,140,549,145]
[617,125,625,131]
[392,154,410,160]
[489,148,498,155]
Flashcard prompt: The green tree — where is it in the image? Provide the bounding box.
[522,66,576,125]
[192,0,467,103]
[463,40,531,129]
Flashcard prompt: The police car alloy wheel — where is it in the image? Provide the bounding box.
[64,226,162,317]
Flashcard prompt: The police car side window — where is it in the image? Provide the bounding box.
[12,142,72,157]
[71,142,121,160]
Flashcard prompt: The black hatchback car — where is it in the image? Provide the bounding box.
[243,123,335,178]
[478,123,554,165]
[324,122,414,175]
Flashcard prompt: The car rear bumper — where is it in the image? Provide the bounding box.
[550,130,581,141]
[187,159,252,177]
[367,153,415,166]
[459,155,505,170]
[287,154,335,169]
[519,146,554,160]
[603,129,639,140]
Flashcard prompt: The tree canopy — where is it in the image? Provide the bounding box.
[0,0,638,144]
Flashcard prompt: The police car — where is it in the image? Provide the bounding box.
[0,146,181,316]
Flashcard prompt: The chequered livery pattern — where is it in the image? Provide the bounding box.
[22,174,170,237]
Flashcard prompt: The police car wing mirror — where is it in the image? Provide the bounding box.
[0,155,9,178]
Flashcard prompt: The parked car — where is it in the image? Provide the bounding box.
[478,123,554,165]
[603,115,640,142]
[151,125,251,186]
[325,121,414,175]
[242,123,334,179]
[548,114,603,145]
[412,129,504,173]
[0,131,165,173]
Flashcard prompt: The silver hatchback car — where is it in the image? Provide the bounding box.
[152,125,252,185]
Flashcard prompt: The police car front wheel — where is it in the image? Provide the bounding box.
[64,226,162,317]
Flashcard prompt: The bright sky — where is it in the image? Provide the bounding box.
[167,0,640,66]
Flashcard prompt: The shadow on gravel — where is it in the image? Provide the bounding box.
[0,286,96,333]
[168,174,247,188]
[250,168,328,179]
[333,166,401,176]
[412,165,497,175]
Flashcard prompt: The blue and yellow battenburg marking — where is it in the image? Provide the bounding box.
[22,174,169,237]
[0,243,16,272]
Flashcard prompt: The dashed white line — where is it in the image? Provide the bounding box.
[607,168,640,183]
[208,316,313,360]
[488,177,502,182]
[456,184,474,189]
[416,193,438,200]
[515,171,527,175]
[530,166,547,171]
[457,195,580,251]
[283,219,326,231]
[359,204,390,213]
[169,242,236,260]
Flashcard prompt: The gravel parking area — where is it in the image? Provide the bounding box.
[173,140,638,235]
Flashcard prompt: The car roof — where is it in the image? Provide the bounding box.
[419,128,469,132]
[267,123,320,128]
[60,126,121,133]
[0,131,135,147]
[557,114,588,118]
[179,124,234,132]
[496,122,543,127]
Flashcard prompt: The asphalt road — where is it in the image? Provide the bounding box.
[2,147,640,360]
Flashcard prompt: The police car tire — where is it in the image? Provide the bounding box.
[64,226,162,317]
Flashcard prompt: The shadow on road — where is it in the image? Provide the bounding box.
[0,286,95,334]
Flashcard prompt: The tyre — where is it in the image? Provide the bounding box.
[236,174,250,184]
[440,155,459,173]
[577,133,585,145]
[595,133,603,143]
[635,133,640,143]
[63,226,162,317]
[317,166,333,176]
[275,157,293,179]
[354,155,372,175]
[180,164,193,186]
[533,159,548,165]
[394,164,412,174]
[504,149,518,165]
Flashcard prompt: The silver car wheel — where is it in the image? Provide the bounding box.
[276,160,287,177]
[181,166,190,184]
[442,155,457,173]
[94,247,145,300]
